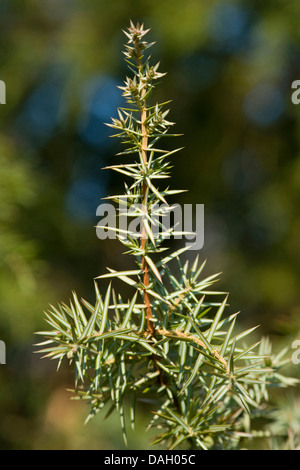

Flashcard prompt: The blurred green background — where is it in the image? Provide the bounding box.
[0,0,300,449]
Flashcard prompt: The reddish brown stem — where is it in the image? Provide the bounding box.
[141,99,155,335]
[136,42,154,335]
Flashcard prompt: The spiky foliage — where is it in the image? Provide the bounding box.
[36,22,296,450]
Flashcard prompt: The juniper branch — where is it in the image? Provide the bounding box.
[35,21,297,451]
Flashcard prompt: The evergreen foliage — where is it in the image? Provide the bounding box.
[36,23,297,450]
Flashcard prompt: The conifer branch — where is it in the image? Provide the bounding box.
[36,21,297,450]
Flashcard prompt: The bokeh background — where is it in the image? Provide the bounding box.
[0,0,300,449]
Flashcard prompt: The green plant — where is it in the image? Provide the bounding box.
[36,22,297,450]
